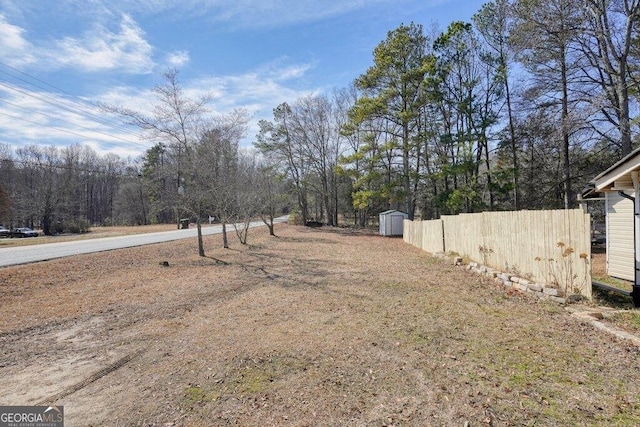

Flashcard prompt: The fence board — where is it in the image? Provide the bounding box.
[421,219,444,253]
[404,209,591,298]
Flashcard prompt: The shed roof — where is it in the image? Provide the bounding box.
[379,210,407,215]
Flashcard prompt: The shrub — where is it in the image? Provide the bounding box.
[57,218,91,234]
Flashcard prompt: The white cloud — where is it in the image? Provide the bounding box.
[257,59,316,81]
[207,0,379,28]
[183,60,320,145]
[193,63,316,109]
[85,59,319,150]
[49,0,390,28]
[0,14,36,67]
[0,10,155,74]
[0,82,149,157]
[51,14,155,74]
[165,50,190,68]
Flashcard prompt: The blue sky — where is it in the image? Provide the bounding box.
[0,0,487,158]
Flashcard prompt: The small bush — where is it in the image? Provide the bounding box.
[288,212,303,225]
[57,218,91,234]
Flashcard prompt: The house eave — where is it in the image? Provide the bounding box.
[592,146,640,193]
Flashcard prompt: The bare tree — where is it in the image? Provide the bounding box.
[14,145,66,234]
[473,0,521,209]
[256,103,311,224]
[194,110,248,250]
[103,68,222,255]
[0,144,15,226]
[511,0,585,208]
[101,68,212,228]
[577,0,640,156]
[254,159,288,236]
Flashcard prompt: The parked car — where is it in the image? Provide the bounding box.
[11,227,39,238]
[0,226,10,238]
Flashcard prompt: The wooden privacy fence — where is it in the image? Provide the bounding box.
[403,209,592,299]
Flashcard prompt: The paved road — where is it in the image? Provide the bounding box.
[0,218,287,268]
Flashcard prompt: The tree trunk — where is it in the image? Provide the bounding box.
[561,47,572,209]
[264,214,275,236]
[197,220,205,257]
[618,75,632,156]
[504,70,520,209]
[403,123,414,219]
[222,221,229,249]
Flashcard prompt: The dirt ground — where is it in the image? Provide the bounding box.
[2,223,640,426]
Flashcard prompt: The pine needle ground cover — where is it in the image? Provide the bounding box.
[1,224,639,426]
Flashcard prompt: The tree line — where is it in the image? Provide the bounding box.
[1,0,639,244]
[258,0,640,223]
[0,70,288,254]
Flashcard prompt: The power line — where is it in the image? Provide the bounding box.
[0,78,144,142]
[0,61,144,138]
[0,61,87,102]
[0,98,148,147]
[0,62,150,150]
[0,110,147,152]
[4,158,143,177]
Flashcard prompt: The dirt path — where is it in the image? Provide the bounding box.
[1,224,639,426]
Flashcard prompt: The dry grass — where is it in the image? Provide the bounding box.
[0,223,179,247]
[1,224,640,426]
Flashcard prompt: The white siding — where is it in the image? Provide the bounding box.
[606,192,635,281]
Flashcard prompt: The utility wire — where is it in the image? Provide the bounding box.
[6,157,142,176]
[0,98,148,147]
[0,61,149,147]
[0,61,144,138]
[0,79,144,142]
[0,110,146,152]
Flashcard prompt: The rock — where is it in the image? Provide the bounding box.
[527,283,543,292]
[567,294,587,303]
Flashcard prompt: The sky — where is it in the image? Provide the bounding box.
[0,0,488,159]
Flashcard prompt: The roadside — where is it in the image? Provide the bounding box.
[1,223,640,425]
[0,219,284,267]
[0,224,183,247]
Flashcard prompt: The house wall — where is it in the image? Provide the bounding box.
[606,192,635,281]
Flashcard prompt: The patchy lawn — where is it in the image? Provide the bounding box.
[1,223,639,426]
